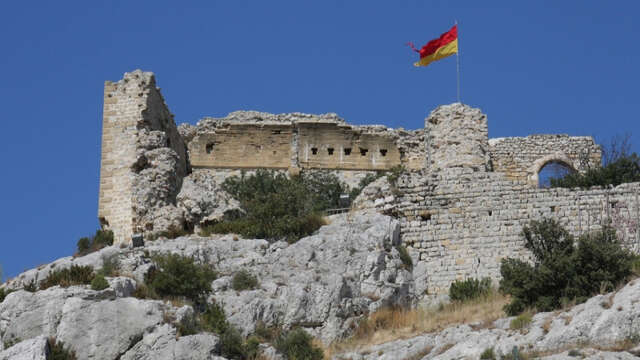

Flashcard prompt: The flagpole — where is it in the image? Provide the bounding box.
[455,20,461,104]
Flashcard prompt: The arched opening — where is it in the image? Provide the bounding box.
[537,160,575,188]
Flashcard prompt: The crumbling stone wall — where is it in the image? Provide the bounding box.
[489,135,601,186]
[99,70,188,243]
[394,170,640,297]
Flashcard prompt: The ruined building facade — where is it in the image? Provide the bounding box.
[98,70,640,296]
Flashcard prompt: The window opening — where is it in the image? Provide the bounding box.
[311,147,318,155]
[380,149,388,157]
[327,148,334,155]
[205,143,214,154]
[359,148,368,156]
[344,148,352,155]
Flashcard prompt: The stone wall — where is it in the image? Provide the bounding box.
[393,170,640,297]
[99,70,188,243]
[489,134,601,186]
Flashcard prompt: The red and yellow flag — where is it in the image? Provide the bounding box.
[409,25,458,67]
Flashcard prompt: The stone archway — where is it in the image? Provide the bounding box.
[528,153,577,187]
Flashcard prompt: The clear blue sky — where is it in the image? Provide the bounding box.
[1,1,639,279]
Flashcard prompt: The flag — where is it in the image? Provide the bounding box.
[408,25,458,67]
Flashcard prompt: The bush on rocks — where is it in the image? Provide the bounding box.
[274,328,324,360]
[500,219,635,315]
[76,229,114,256]
[90,274,109,291]
[0,287,13,303]
[550,153,640,188]
[201,170,340,243]
[146,253,217,304]
[449,277,492,302]
[231,270,259,291]
[40,265,95,290]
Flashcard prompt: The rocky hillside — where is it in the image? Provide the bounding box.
[2,210,640,359]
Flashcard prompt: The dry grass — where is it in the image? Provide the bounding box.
[325,291,509,356]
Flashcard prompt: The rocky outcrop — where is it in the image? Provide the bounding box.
[142,212,413,344]
[336,279,640,359]
[176,169,241,231]
[120,324,220,360]
[0,336,48,360]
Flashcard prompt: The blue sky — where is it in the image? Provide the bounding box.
[1,1,639,279]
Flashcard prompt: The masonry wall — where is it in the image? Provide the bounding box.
[394,169,640,297]
[489,135,602,185]
[99,70,187,243]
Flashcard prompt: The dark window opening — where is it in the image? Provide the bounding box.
[488,210,492,216]
[272,130,281,135]
[359,148,368,156]
[327,148,334,155]
[167,138,171,148]
[380,149,388,157]
[205,143,214,154]
[311,147,318,155]
[420,213,431,221]
[550,206,556,212]
[344,148,352,155]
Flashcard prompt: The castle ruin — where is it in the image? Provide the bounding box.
[98,70,640,296]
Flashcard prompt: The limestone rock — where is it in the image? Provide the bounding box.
[0,336,48,360]
[120,324,219,360]
[143,212,414,344]
[335,279,640,359]
[176,169,242,230]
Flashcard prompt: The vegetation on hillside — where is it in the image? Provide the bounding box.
[144,253,217,304]
[76,229,114,256]
[551,134,640,188]
[201,170,348,242]
[499,219,636,315]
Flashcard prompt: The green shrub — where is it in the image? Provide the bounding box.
[99,254,120,277]
[48,338,77,360]
[0,287,13,303]
[146,253,217,303]
[550,153,640,188]
[200,301,229,335]
[349,172,384,200]
[480,347,496,360]
[76,229,114,256]
[203,170,342,243]
[244,336,261,359]
[40,265,95,290]
[395,244,413,270]
[232,270,259,291]
[510,312,532,330]
[386,165,406,186]
[23,280,37,292]
[449,277,491,302]
[500,219,634,315]
[274,328,324,360]
[90,274,109,291]
[219,326,247,359]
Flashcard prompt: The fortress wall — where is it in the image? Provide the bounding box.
[394,170,640,296]
[99,70,187,243]
[190,124,293,169]
[297,123,401,170]
[489,135,602,185]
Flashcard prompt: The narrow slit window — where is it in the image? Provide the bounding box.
[272,130,281,135]
[205,143,214,154]
[327,148,334,155]
[359,148,368,156]
[311,147,318,155]
[344,148,352,155]
[380,149,387,157]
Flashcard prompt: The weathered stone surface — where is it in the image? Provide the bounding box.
[176,169,241,230]
[142,212,413,344]
[0,336,48,360]
[120,324,219,360]
[335,279,640,359]
[0,287,177,360]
